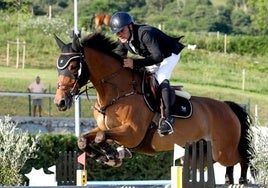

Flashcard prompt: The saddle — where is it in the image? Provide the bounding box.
[142,72,193,119]
[130,72,193,153]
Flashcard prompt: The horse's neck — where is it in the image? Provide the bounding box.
[84,48,137,103]
[84,48,118,79]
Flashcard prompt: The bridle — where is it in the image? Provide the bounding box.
[56,51,88,100]
[56,47,142,113]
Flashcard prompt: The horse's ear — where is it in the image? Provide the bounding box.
[54,34,66,50]
[72,34,81,52]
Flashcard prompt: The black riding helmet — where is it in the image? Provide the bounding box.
[110,12,134,34]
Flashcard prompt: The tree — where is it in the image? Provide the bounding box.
[227,0,249,12]
[85,0,121,14]
[248,0,268,34]
[1,0,32,14]
[0,116,39,186]
[146,0,172,14]
[209,6,233,33]
[231,9,251,34]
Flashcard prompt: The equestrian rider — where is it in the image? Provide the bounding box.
[110,12,184,136]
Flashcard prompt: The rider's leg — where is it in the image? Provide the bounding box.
[158,79,174,135]
[155,53,180,136]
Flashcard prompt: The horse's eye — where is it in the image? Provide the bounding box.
[70,65,77,70]
[69,63,80,73]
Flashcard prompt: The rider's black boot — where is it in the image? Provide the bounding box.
[158,79,174,136]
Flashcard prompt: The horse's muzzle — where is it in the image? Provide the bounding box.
[54,98,71,111]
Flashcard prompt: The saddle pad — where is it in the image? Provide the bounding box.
[171,96,193,118]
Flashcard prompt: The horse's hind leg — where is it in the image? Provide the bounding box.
[239,162,249,184]
[225,166,234,184]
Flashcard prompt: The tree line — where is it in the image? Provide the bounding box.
[0,0,267,35]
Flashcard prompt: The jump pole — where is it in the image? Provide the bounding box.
[171,144,185,188]
[73,0,80,138]
[171,166,183,188]
[73,0,86,185]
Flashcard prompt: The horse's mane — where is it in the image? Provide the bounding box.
[81,32,122,62]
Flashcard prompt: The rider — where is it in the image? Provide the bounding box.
[110,11,184,136]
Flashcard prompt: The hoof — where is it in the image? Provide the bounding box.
[105,159,122,167]
[96,155,108,164]
[101,143,119,160]
[117,146,132,159]
[78,137,87,150]
[225,175,234,184]
[95,131,106,144]
[239,177,248,184]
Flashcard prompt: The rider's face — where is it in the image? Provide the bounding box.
[116,25,132,43]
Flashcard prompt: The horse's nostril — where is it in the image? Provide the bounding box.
[59,99,66,107]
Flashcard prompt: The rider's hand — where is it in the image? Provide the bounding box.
[123,58,134,69]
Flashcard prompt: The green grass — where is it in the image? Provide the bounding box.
[210,0,228,6]
[0,66,96,118]
[0,48,267,125]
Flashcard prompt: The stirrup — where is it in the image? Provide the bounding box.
[158,117,174,137]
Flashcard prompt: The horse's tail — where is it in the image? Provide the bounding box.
[224,101,255,164]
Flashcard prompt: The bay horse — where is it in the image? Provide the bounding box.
[90,13,111,30]
[54,33,255,184]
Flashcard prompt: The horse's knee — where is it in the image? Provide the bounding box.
[95,131,106,144]
[78,136,88,150]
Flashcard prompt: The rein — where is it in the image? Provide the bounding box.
[93,68,142,115]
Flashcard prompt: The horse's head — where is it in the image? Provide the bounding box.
[54,34,89,111]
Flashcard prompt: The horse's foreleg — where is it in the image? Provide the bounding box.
[78,136,120,166]
[78,129,125,167]
[94,131,132,160]
[78,126,101,150]
[93,130,133,162]
[225,166,234,184]
[80,130,118,160]
[78,127,105,161]
[77,136,108,164]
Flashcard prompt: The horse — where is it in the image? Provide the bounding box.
[54,32,255,184]
[89,13,111,30]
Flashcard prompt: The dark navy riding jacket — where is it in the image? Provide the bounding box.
[115,24,185,69]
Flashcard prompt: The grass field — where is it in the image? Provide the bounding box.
[0,47,267,125]
[210,0,227,6]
